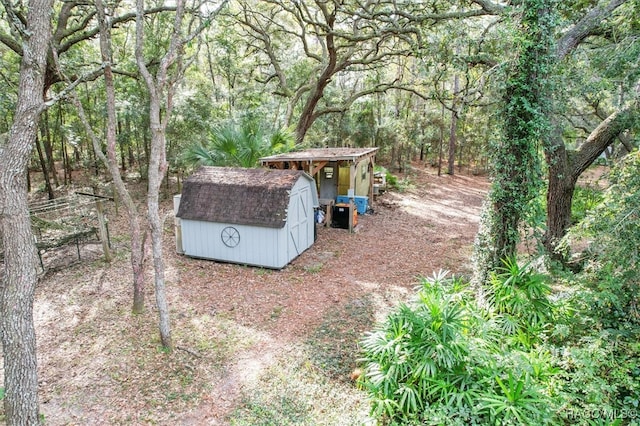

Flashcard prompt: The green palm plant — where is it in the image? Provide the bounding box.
[360,271,560,425]
[487,257,553,347]
[182,118,295,169]
[477,371,551,425]
[360,272,474,423]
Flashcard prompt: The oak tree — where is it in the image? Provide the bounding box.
[0,0,53,422]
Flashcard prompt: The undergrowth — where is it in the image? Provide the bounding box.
[360,152,640,425]
[360,267,560,425]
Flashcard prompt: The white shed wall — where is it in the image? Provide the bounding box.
[181,220,290,268]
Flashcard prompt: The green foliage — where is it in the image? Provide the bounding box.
[554,330,640,424]
[548,273,640,424]
[360,270,559,425]
[568,151,640,328]
[382,170,398,188]
[570,186,603,225]
[382,170,414,193]
[488,257,553,347]
[182,117,295,169]
[0,386,4,400]
[547,151,640,423]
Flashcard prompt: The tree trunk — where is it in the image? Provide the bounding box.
[118,119,126,172]
[134,0,193,350]
[294,77,334,144]
[35,135,55,200]
[448,74,460,175]
[58,105,72,185]
[544,105,635,256]
[437,99,445,176]
[41,109,59,187]
[88,0,147,314]
[541,0,633,259]
[545,148,576,258]
[390,144,397,171]
[293,10,337,144]
[147,122,172,348]
[0,178,41,426]
[0,0,53,423]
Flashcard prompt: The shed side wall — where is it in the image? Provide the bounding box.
[181,220,288,268]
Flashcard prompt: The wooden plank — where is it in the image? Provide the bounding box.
[310,161,328,177]
[75,191,115,201]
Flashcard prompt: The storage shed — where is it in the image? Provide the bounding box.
[175,167,319,269]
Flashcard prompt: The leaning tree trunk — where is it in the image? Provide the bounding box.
[0,0,53,423]
[147,119,172,348]
[294,74,335,145]
[135,0,183,350]
[544,105,636,257]
[293,11,337,145]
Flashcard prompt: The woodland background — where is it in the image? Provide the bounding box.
[1,0,639,424]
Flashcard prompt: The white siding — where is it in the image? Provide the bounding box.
[287,179,314,257]
[178,175,318,269]
[181,220,289,268]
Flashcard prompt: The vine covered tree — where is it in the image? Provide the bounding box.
[473,0,556,285]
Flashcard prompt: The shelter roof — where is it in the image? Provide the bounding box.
[176,167,314,229]
[259,147,378,164]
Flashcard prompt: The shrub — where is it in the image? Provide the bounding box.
[360,271,559,425]
[567,150,640,328]
[554,150,640,423]
[554,330,640,424]
[570,185,603,225]
[487,257,553,348]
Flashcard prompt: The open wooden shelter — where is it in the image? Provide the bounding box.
[259,147,379,204]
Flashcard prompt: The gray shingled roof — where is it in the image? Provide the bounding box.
[176,167,313,228]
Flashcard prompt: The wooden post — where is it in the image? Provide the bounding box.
[348,199,355,233]
[95,199,112,262]
[112,182,119,216]
[174,194,184,254]
[368,158,375,207]
[347,186,356,233]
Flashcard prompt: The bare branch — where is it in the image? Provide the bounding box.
[57,6,178,56]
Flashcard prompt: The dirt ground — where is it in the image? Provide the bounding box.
[0,164,489,425]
